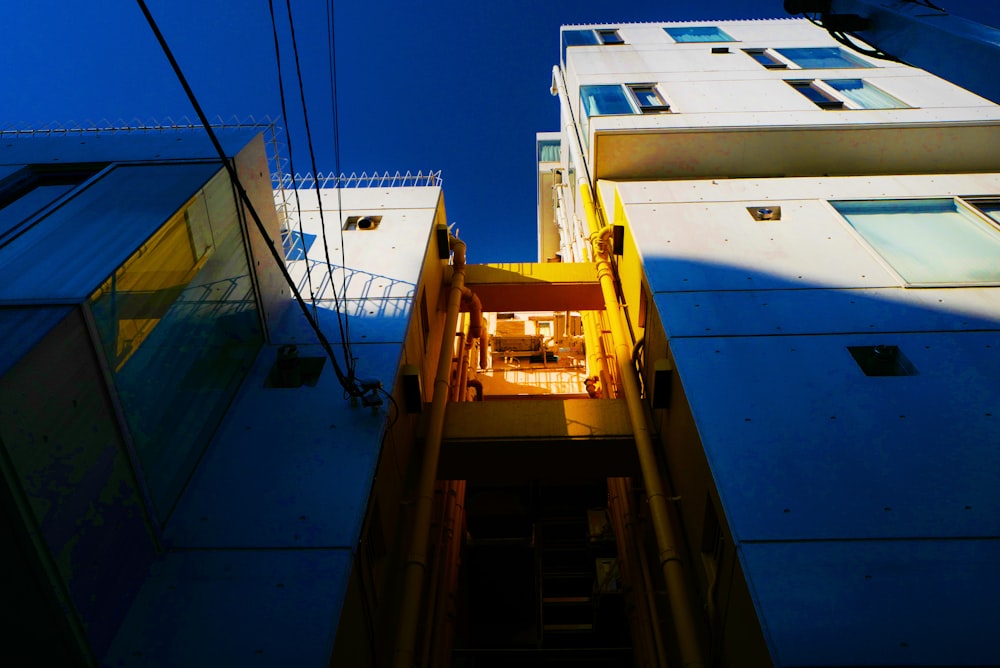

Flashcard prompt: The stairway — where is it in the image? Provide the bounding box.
[538,516,596,636]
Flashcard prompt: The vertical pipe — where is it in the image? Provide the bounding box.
[393,235,468,668]
[437,479,466,668]
[608,478,656,668]
[581,184,706,668]
[420,484,448,668]
[582,311,610,386]
[451,331,465,402]
[635,507,670,668]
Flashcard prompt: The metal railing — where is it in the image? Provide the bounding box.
[0,115,278,138]
[274,169,443,190]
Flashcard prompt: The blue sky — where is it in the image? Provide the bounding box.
[4,1,999,262]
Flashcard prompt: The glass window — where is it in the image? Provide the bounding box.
[787,79,907,109]
[537,140,561,163]
[789,81,845,108]
[831,198,1000,284]
[969,200,1000,225]
[776,47,873,69]
[89,167,262,517]
[744,48,788,69]
[596,29,625,45]
[580,85,634,117]
[789,79,907,109]
[826,79,906,108]
[665,26,734,42]
[563,29,600,48]
[562,29,627,63]
[0,166,104,242]
[580,85,633,148]
[628,84,671,112]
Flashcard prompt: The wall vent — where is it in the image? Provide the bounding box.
[848,344,917,377]
[747,206,781,221]
[344,215,382,230]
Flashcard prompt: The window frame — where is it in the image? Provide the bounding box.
[562,28,626,63]
[966,198,1000,226]
[664,26,735,43]
[595,28,625,45]
[626,84,672,113]
[829,196,1000,287]
[743,48,788,69]
[746,46,874,70]
[580,83,672,118]
[787,80,846,109]
[774,46,874,69]
[788,78,907,109]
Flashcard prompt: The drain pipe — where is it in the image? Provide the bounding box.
[460,289,487,370]
[466,378,483,402]
[393,233,469,668]
[581,184,706,668]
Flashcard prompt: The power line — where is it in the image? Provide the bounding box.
[326,0,353,355]
[135,0,369,401]
[267,0,317,310]
[273,0,358,383]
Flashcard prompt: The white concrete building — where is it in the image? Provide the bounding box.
[536,17,1000,667]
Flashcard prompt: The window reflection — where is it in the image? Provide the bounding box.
[89,168,262,518]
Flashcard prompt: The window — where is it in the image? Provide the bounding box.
[665,26,734,42]
[744,48,787,69]
[88,167,262,517]
[563,29,599,48]
[969,199,1000,225]
[789,79,907,109]
[0,165,105,241]
[580,85,634,117]
[562,28,625,63]
[774,46,873,69]
[537,139,561,163]
[579,84,671,143]
[831,198,1000,285]
[628,84,671,112]
[595,29,624,45]
[788,80,846,108]
[580,84,670,117]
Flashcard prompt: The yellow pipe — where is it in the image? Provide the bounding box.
[430,480,459,667]
[393,234,468,668]
[631,484,670,668]
[419,483,447,668]
[451,330,465,402]
[581,311,605,383]
[608,478,656,668]
[436,479,466,668]
[581,183,706,668]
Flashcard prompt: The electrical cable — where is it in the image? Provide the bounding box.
[135,0,365,399]
[906,0,947,12]
[282,0,357,382]
[797,7,905,63]
[267,0,317,311]
[326,0,354,362]
[828,29,904,63]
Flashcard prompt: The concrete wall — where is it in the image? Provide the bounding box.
[558,19,1000,181]
[622,172,1000,666]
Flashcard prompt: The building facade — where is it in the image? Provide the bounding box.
[2,14,999,668]
[538,16,1000,668]
[0,125,450,666]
